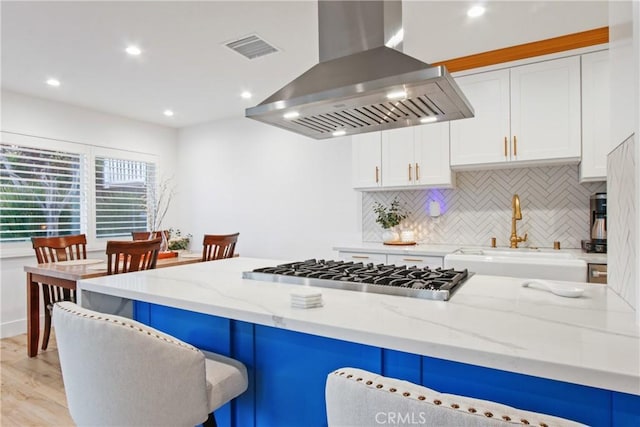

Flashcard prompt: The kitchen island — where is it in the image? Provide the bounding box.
[77,257,639,427]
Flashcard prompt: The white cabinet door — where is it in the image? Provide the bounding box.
[414,122,454,187]
[352,133,382,189]
[381,127,415,187]
[387,254,443,269]
[337,251,387,264]
[580,50,610,182]
[450,69,511,167]
[510,56,581,162]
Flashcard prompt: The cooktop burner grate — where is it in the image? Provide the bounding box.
[243,259,470,301]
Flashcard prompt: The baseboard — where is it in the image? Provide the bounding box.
[1,315,44,339]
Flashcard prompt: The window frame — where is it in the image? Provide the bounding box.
[0,131,159,258]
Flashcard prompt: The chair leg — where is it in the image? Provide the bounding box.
[203,412,217,427]
[41,286,53,350]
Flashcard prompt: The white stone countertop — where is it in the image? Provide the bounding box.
[333,242,462,256]
[333,242,608,264]
[77,257,637,395]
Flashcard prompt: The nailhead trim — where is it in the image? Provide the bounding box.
[57,304,199,352]
[331,369,562,426]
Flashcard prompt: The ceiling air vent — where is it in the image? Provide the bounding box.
[225,34,278,60]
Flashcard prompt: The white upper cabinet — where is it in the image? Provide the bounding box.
[413,122,453,187]
[451,56,581,168]
[381,124,453,189]
[352,132,382,189]
[450,69,511,166]
[580,50,610,182]
[510,56,581,162]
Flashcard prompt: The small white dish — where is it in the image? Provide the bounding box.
[521,279,584,298]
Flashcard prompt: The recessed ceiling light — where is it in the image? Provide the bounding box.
[332,130,346,137]
[387,90,407,100]
[420,117,438,124]
[467,5,486,18]
[240,91,252,99]
[163,110,174,117]
[283,111,300,120]
[46,78,61,87]
[125,45,142,56]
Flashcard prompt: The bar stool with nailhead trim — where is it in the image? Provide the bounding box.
[53,301,248,427]
[325,367,587,427]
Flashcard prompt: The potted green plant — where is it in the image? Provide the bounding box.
[373,197,410,243]
[167,228,192,251]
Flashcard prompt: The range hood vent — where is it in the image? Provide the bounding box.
[245,0,474,139]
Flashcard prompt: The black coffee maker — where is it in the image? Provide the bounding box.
[582,193,606,253]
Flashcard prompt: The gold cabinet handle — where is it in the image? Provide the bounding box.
[403,258,423,262]
[513,135,517,157]
[408,163,412,181]
[351,255,369,259]
[375,166,379,183]
[504,137,508,157]
[415,163,420,181]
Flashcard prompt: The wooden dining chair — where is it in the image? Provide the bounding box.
[105,238,162,275]
[31,234,87,350]
[202,233,239,261]
[131,230,169,241]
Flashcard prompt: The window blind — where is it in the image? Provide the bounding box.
[0,143,83,242]
[95,157,155,238]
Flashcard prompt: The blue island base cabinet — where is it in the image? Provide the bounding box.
[133,302,640,427]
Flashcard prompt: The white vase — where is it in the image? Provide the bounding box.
[382,228,400,243]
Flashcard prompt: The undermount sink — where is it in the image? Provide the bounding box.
[444,247,587,282]
[455,248,576,259]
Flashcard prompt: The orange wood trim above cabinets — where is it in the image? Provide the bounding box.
[434,27,609,73]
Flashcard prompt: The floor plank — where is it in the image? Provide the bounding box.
[1,333,74,426]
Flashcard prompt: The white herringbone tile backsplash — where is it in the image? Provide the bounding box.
[363,165,605,249]
[607,136,636,309]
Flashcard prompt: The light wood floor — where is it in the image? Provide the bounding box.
[1,333,74,426]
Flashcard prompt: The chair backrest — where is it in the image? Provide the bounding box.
[131,230,169,241]
[31,234,87,263]
[53,301,210,426]
[105,238,161,274]
[325,368,586,427]
[202,233,239,261]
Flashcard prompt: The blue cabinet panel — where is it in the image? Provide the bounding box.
[134,302,640,427]
[254,325,380,427]
[612,391,640,426]
[422,356,610,426]
[382,349,421,384]
[231,321,256,427]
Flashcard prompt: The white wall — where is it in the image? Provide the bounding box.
[608,1,640,322]
[177,117,361,261]
[0,90,179,337]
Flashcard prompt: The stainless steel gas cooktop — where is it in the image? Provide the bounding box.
[242,259,470,301]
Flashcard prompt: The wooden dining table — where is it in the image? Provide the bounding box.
[24,253,203,357]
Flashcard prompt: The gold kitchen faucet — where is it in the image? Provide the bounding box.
[510,194,528,248]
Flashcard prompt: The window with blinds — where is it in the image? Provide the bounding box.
[0,144,83,242]
[95,157,155,238]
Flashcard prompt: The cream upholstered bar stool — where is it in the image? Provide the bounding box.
[53,302,248,427]
[326,368,586,427]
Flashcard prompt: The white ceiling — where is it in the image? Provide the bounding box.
[1,1,608,129]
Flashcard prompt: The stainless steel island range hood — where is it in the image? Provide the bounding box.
[245,0,474,140]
